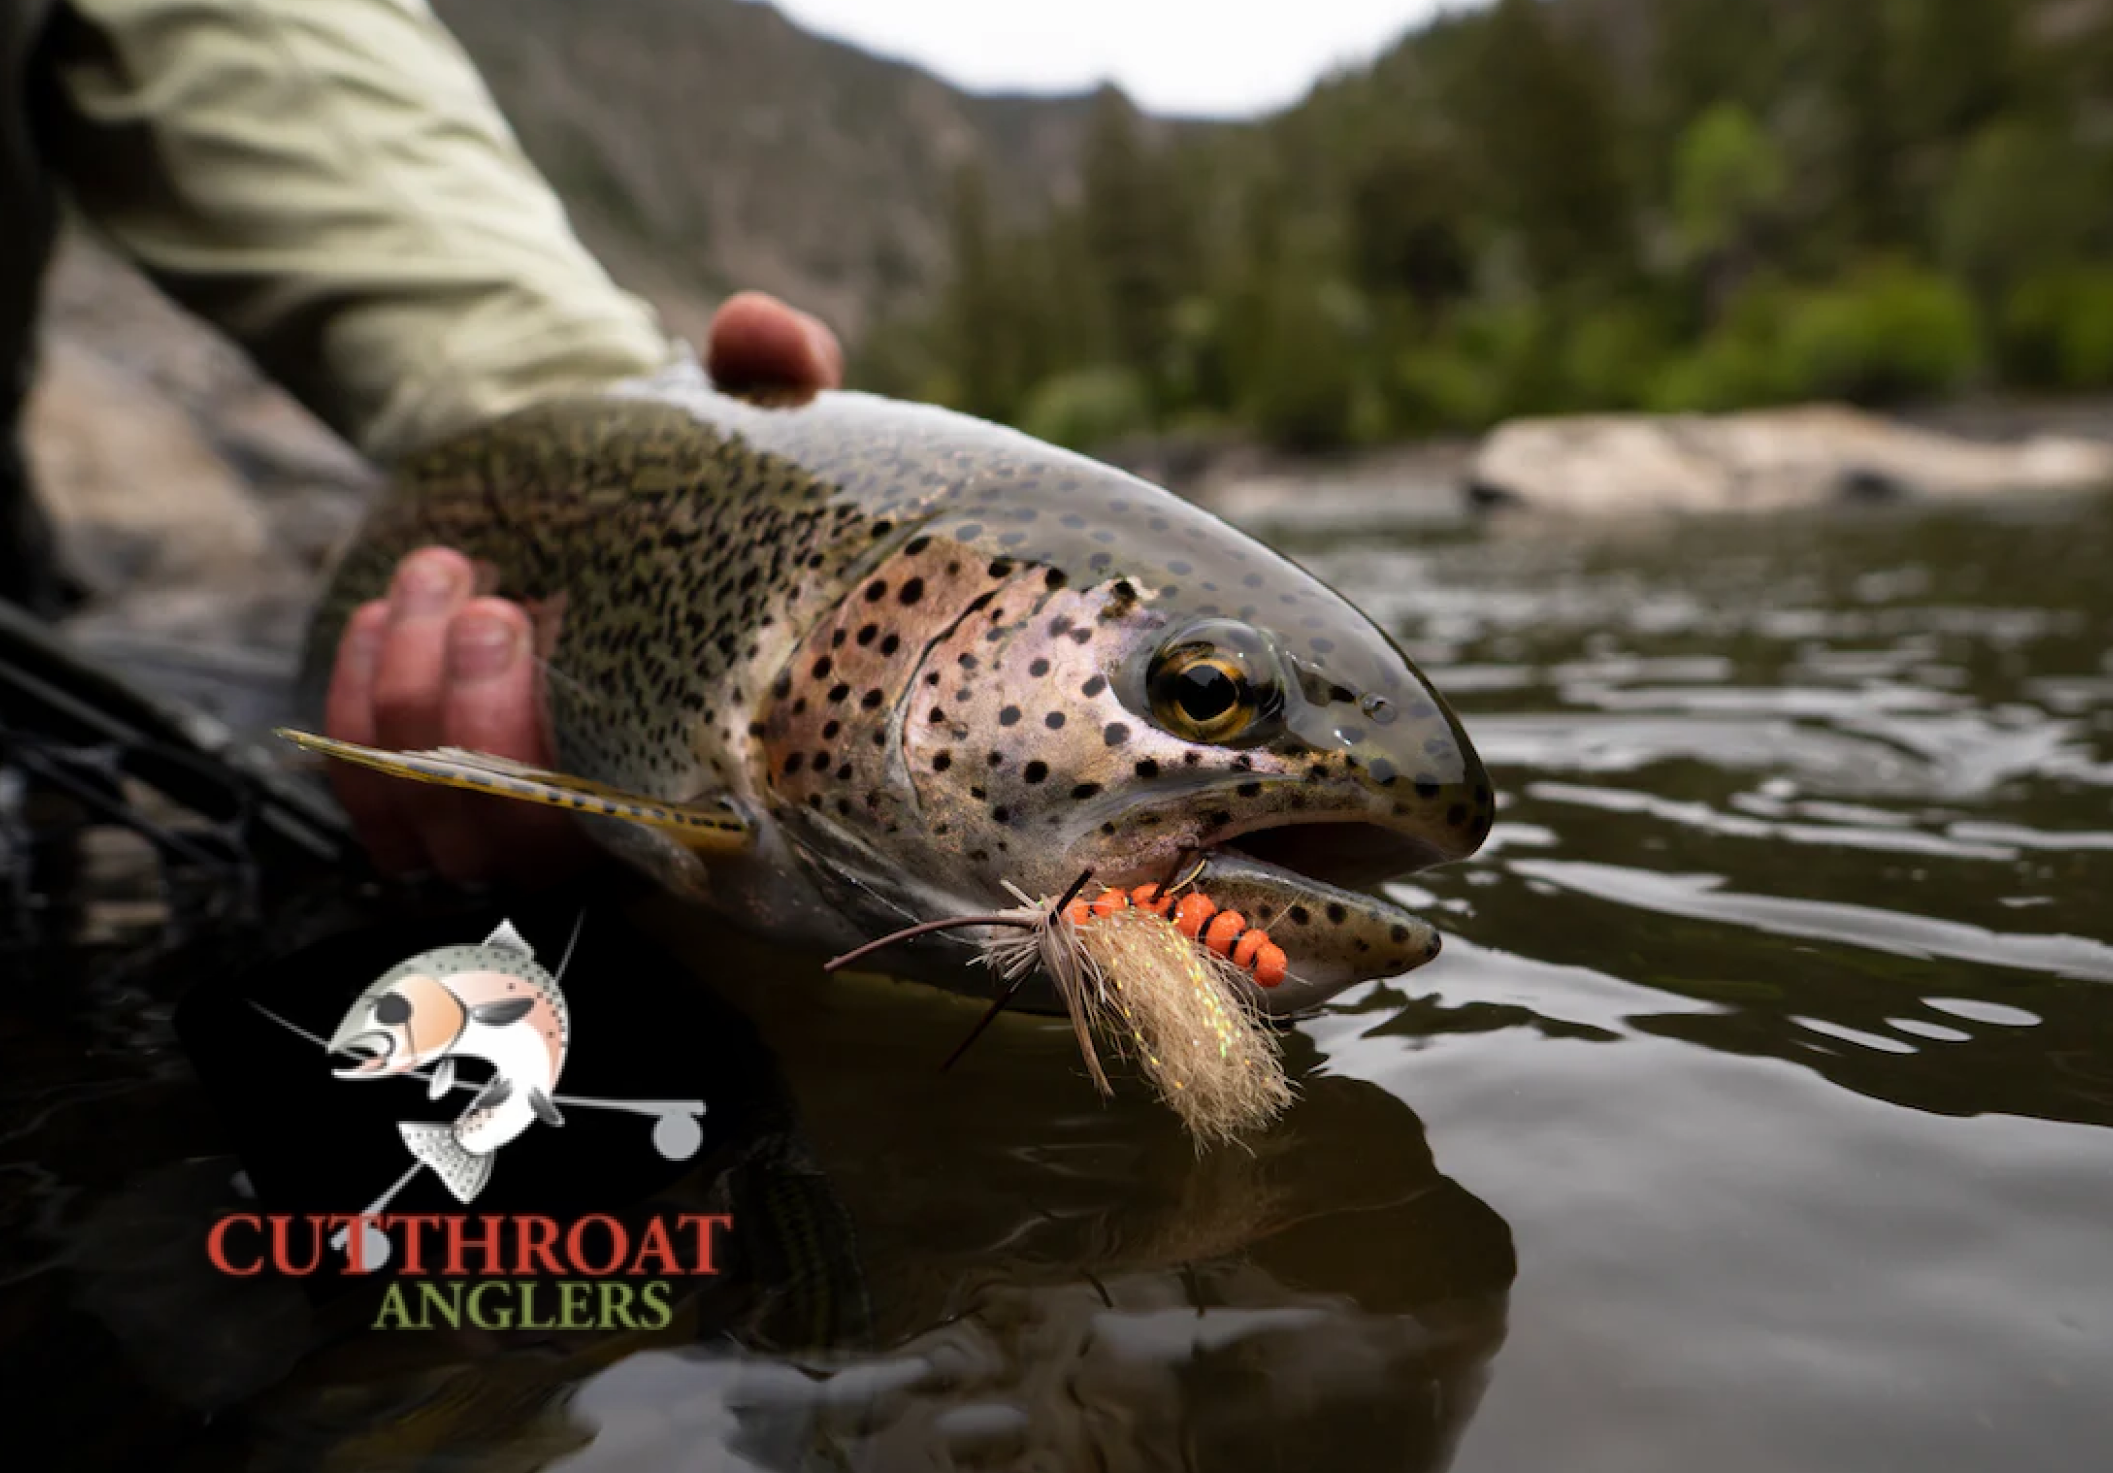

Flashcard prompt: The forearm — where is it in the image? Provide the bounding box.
[39,0,681,463]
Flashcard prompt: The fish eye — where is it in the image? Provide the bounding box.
[1147,620,1282,745]
[374,992,411,1026]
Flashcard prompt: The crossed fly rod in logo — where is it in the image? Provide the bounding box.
[251,917,705,1270]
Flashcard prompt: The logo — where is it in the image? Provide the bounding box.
[177,908,736,1331]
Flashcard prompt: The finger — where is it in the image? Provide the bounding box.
[424,600,584,886]
[322,600,424,875]
[368,547,475,878]
[370,548,472,753]
[706,290,844,393]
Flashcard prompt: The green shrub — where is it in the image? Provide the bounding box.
[1560,302,1674,409]
[1017,366,1153,451]
[1394,346,1506,431]
[1646,338,1788,413]
[1649,266,1981,410]
[2000,269,2113,390]
[1775,264,1981,402]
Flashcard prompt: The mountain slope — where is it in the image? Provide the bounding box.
[432,0,1121,342]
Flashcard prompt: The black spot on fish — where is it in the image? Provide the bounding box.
[1104,722,1130,746]
[1071,783,1102,800]
[1448,804,1469,826]
[1135,758,1159,778]
[1415,777,1441,799]
[1326,903,1347,924]
[899,578,925,606]
[1389,924,1411,944]
[988,560,1012,578]
[933,752,952,771]
[987,751,1004,768]
[1045,568,1068,590]
[905,536,931,555]
[881,633,900,656]
[862,689,884,709]
[999,706,1021,726]
[857,624,877,646]
[1030,658,1050,677]
[829,683,850,703]
[1236,782,1261,798]
[992,806,1011,823]
[1081,674,1107,697]
[1024,761,1048,784]
[1290,906,1311,926]
[1045,712,1065,730]
[864,581,887,602]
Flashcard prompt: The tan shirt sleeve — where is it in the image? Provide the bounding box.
[39,0,684,463]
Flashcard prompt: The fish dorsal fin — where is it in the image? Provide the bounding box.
[428,1056,456,1100]
[273,730,752,855]
[482,920,533,957]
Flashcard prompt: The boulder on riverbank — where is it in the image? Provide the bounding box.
[1465,404,2113,514]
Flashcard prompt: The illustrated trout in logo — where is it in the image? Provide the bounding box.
[326,920,569,1202]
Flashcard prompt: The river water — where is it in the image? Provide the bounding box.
[4,483,2110,1471]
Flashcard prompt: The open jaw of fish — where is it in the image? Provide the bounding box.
[289,369,1493,1021]
[329,1030,398,1077]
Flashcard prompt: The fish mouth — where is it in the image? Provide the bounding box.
[1217,817,1452,893]
[1096,811,1451,1017]
[329,1030,397,1078]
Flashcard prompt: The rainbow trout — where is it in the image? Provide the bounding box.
[296,363,1492,1015]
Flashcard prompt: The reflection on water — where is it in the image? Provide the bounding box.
[6,487,2113,1471]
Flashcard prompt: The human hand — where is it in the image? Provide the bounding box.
[323,291,844,885]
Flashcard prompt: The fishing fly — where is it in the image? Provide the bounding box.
[827,867,1295,1147]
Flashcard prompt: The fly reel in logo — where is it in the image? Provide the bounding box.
[253,916,708,1271]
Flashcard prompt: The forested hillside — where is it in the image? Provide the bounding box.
[861,0,2113,449]
[433,0,1191,342]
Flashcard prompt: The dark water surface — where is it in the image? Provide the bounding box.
[6,487,2112,1471]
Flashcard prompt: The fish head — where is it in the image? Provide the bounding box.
[757,437,1490,1015]
[327,970,468,1079]
[902,573,1488,1014]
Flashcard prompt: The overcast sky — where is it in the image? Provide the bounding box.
[767,1,1460,118]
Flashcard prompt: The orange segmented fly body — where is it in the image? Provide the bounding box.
[1064,883,1290,989]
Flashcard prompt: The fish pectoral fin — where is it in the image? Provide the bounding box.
[427,1056,456,1100]
[528,1089,564,1128]
[470,998,535,1027]
[273,730,752,854]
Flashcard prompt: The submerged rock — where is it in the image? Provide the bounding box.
[1465,404,2113,514]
